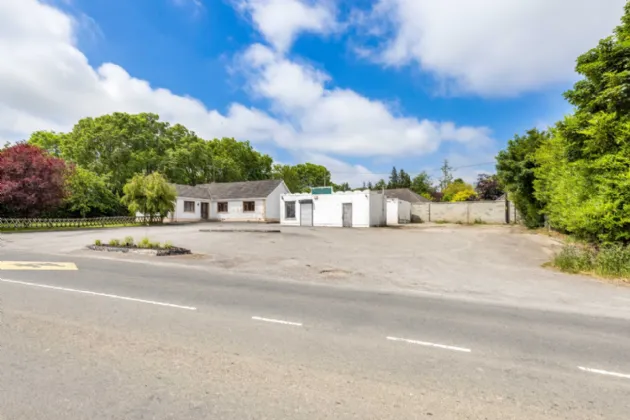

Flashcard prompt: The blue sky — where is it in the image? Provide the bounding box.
[1,0,626,185]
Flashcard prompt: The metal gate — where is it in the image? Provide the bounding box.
[342,203,352,228]
[300,200,313,227]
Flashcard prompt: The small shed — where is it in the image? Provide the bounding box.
[386,198,411,225]
[280,190,386,228]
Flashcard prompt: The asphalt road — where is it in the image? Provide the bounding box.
[1,251,629,419]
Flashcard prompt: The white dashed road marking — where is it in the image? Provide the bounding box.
[0,278,197,311]
[387,336,472,353]
[578,366,630,379]
[252,316,303,326]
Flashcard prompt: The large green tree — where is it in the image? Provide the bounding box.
[410,171,434,196]
[496,129,549,228]
[534,3,630,242]
[64,167,120,217]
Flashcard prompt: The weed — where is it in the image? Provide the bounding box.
[473,218,486,224]
[162,241,174,249]
[138,237,151,249]
[94,239,102,246]
[434,220,449,224]
[108,238,121,247]
[150,241,161,249]
[594,245,630,278]
[123,236,134,247]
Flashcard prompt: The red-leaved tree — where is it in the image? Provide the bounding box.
[0,144,69,217]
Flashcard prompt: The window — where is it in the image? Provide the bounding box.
[243,201,255,212]
[285,201,296,219]
[217,202,228,213]
[184,201,195,213]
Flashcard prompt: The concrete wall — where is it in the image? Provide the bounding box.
[411,200,509,224]
[369,191,386,227]
[210,199,265,222]
[169,197,211,222]
[265,182,289,222]
[281,191,382,227]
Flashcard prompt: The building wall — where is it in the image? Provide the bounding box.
[168,197,211,222]
[369,192,386,227]
[265,182,289,222]
[387,199,412,225]
[281,191,382,227]
[398,199,411,223]
[210,199,266,222]
[411,201,508,224]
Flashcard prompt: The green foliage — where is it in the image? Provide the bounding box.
[150,241,161,249]
[442,179,475,202]
[411,171,435,196]
[163,241,174,249]
[452,189,477,202]
[108,238,121,247]
[123,236,134,247]
[496,128,549,228]
[94,239,102,246]
[138,237,151,249]
[388,167,399,188]
[121,172,176,222]
[65,167,119,217]
[553,244,630,279]
[553,245,596,274]
[374,179,387,190]
[532,5,630,243]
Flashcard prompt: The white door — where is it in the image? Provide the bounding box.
[300,201,313,227]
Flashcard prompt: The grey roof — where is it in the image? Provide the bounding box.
[196,179,284,200]
[384,188,431,203]
[172,184,212,199]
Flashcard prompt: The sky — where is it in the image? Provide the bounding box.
[0,0,626,186]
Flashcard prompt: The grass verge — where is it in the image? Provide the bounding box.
[0,223,153,233]
[552,244,630,281]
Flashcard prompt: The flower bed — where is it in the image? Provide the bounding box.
[87,244,191,256]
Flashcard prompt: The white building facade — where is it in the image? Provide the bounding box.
[168,180,289,223]
[280,191,386,228]
[386,198,411,225]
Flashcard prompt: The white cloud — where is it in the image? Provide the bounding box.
[357,0,626,96]
[234,0,338,52]
[240,44,493,156]
[0,0,494,188]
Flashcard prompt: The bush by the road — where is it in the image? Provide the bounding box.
[553,244,630,280]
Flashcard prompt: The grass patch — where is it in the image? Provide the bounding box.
[552,244,630,281]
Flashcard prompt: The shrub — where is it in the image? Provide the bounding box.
[150,241,161,249]
[108,238,121,247]
[123,236,134,247]
[94,239,102,246]
[138,237,151,249]
[162,241,174,249]
[594,245,630,278]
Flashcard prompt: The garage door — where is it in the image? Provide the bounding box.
[300,201,313,227]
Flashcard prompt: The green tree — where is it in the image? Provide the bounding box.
[295,163,331,191]
[271,164,300,192]
[411,171,434,196]
[374,179,387,190]
[438,159,453,192]
[388,167,399,189]
[121,172,176,222]
[496,129,549,228]
[533,3,630,242]
[367,181,374,190]
[442,179,476,202]
[398,169,412,188]
[65,167,120,217]
[164,125,214,186]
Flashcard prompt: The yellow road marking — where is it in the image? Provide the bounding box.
[0,261,78,271]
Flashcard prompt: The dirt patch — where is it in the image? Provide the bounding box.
[87,244,191,256]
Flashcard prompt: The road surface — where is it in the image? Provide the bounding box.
[1,250,629,419]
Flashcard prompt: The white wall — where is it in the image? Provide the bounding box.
[210,199,265,221]
[169,197,210,222]
[398,199,411,224]
[265,182,289,221]
[386,199,400,225]
[370,192,386,227]
[281,191,383,227]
